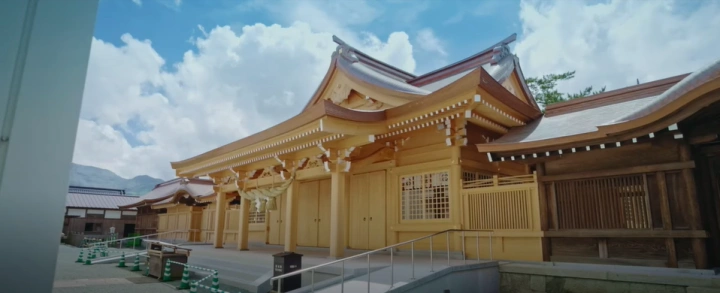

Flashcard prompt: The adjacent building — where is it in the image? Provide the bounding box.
[126,33,720,270]
[63,186,140,246]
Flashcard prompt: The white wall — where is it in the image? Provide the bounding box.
[105,210,122,219]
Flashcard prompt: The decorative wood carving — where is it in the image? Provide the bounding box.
[329,83,352,105]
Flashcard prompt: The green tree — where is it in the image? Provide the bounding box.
[526,71,606,109]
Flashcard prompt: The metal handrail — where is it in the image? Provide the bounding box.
[270,229,494,292]
[87,230,184,248]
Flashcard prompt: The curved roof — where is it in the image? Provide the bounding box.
[477,58,720,153]
[336,57,431,95]
[118,178,214,209]
[171,33,542,173]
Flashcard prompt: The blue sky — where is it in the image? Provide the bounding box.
[93,0,522,75]
[75,0,720,180]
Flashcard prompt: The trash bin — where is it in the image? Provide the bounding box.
[146,241,192,280]
[272,251,303,292]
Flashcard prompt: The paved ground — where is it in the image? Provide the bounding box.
[53,244,243,293]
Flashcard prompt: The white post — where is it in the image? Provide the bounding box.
[0,1,98,292]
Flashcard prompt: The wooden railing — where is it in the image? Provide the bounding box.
[462,173,540,231]
[463,174,537,189]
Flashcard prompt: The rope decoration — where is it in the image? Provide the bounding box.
[233,166,297,213]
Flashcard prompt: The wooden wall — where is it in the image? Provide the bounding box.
[135,206,160,235]
[64,216,137,239]
[157,204,202,242]
[538,133,707,269]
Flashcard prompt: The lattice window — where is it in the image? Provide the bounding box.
[462,170,493,183]
[249,210,266,224]
[401,171,450,220]
[553,174,651,229]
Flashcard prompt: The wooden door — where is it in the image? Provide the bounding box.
[349,173,370,249]
[367,171,387,249]
[268,193,285,245]
[317,178,332,247]
[297,181,320,247]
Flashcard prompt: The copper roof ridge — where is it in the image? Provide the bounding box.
[545,73,690,117]
[408,33,517,86]
[332,35,416,81]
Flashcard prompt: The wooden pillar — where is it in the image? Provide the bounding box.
[329,171,348,258]
[536,163,551,262]
[284,181,299,252]
[449,146,462,226]
[657,171,678,268]
[237,197,250,251]
[679,143,708,269]
[213,192,228,248]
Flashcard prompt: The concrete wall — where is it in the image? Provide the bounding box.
[499,262,720,293]
[388,262,500,293]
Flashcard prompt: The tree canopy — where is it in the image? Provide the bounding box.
[525,71,606,109]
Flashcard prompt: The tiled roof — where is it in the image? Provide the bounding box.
[490,94,666,145]
[68,186,125,196]
[66,189,139,210]
[118,178,215,208]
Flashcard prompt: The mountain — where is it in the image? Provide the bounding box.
[68,163,165,196]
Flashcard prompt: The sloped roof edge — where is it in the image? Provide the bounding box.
[475,58,720,153]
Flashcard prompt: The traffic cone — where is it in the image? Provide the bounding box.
[162,260,172,282]
[190,282,198,293]
[75,250,84,263]
[177,266,190,289]
[130,254,141,271]
[83,251,92,265]
[117,252,127,268]
[144,258,150,276]
[211,271,219,290]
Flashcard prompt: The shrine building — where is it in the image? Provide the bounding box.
[123,33,720,270]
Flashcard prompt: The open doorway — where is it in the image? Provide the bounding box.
[123,224,136,237]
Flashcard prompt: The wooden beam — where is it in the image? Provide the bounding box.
[544,229,708,238]
[689,133,718,145]
[541,161,695,182]
[320,116,386,135]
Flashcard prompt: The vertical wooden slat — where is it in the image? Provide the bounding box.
[657,171,674,229]
[550,183,559,230]
[642,174,653,228]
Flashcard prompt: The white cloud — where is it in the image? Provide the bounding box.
[74,21,417,180]
[514,0,720,94]
[415,28,447,57]
[132,0,142,6]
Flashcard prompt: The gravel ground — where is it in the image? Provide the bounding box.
[53,244,242,293]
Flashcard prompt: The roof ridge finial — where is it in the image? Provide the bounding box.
[490,44,511,66]
[331,35,359,63]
